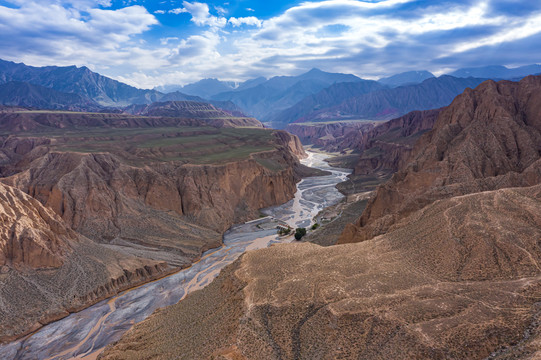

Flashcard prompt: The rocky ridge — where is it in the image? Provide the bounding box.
[101,183,541,360]
[340,75,541,243]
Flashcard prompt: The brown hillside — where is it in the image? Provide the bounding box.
[100,183,541,360]
[340,75,541,243]
[0,182,171,342]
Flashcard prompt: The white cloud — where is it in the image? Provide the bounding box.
[214,6,227,15]
[0,2,160,75]
[228,16,261,28]
[171,1,227,28]
[160,36,179,45]
[246,8,255,12]
[2,0,541,89]
[169,8,187,15]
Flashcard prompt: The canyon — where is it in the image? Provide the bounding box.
[101,75,541,359]
[0,108,312,342]
[0,152,349,359]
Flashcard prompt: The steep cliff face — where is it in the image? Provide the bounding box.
[0,182,172,342]
[101,183,541,360]
[272,130,307,158]
[285,121,376,151]
[1,148,300,263]
[0,182,73,270]
[339,75,541,243]
[0,127,307,267]
[352,109,440,175]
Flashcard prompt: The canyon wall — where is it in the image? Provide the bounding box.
[340,75,541,243]
[285,121,375,151]
[352,109,440,175]
[0,182,173,342]
[1,131,305,267]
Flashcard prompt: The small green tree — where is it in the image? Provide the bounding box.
[294,227,307,240]
[311,223,319,230]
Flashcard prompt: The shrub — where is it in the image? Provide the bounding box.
[294,227,307,240]
[311,223,319,230]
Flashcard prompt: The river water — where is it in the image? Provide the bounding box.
[0,151,350,360]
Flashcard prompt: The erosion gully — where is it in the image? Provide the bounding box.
[0,151,350,360]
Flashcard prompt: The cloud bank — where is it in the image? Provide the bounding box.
[0,0,540,88]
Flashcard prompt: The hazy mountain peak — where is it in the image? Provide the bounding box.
[450,64,541,79]
[378,70,435,87]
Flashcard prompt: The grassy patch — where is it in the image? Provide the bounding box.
[19,126,277,165]
[255,158,285,172]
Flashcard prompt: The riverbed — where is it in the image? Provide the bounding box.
[0,151,350,360]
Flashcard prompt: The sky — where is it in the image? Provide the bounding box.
[0,0,540,89]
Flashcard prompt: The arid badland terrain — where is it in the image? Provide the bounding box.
[101,76,541,360]
[0,107,313,342]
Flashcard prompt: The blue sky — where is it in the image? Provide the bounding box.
[0,0,540,88]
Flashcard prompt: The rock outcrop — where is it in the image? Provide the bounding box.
[340,75,541,243]
[100,183,541,360]
[352,109,440,175]
[0,181,72,270]
[285,121,376,151]
[0,182,172,342]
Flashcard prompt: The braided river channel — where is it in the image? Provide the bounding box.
[0,151,350,360]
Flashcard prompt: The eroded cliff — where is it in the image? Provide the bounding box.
[0,182,172,342]
[340,75,541,243]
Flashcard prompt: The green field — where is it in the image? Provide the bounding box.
[11,126,277,165]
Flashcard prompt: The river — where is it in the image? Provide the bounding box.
[0,151,350,360]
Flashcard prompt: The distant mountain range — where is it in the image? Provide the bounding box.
[378,70,435,88]
[450,64,541,79]
[210,68,362,121]
[294,76,488,125]
[267,80,386,128]
[0,59,163,107]
[0,81,103,111]
[1,58,540,128]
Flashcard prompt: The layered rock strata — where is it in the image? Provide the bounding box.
[340,75,541,243]
[0,182,171,342]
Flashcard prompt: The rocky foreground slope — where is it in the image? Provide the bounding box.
[0,182,171,342]
[101,75,541,359]
[101,183,541,360]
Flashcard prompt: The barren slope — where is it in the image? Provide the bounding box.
[0,182,171,342]
[101,183,541,360]
[340,75,541,243]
